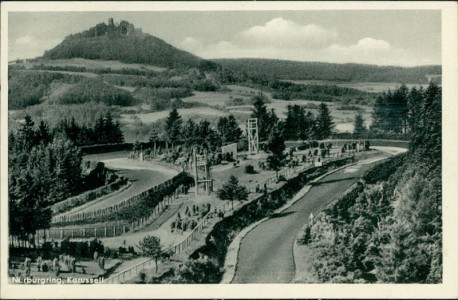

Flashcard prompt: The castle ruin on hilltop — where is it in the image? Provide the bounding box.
[102,18,143,37]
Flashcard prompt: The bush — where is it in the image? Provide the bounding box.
[170,256,222,283]
[364,141,370,150]
[277,175,287,182]
[244,165,256,174]
[299,225,312,245]
[51,177,128,214]
[138,271,147,283]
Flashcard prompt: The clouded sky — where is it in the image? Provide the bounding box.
[8,10,441,66]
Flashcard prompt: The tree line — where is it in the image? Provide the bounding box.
[370,83,435,137]
[270,80,374,104]
[214,58,441,83]
[162,108,242,153]
[9,116,82,242]
[159,93,336,155]
[9,113,125,243]
[54,112,124,146]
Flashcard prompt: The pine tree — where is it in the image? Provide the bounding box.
[315,102,334,140]
[372,86,409,133]
[47,137,83,201]
[353,111,366,138]
[284,105,300,140]
[226,115,242,144]
[303,111,316,141]
[217,116,229,144]
[372,94,390,131]
[182,119,197,147]
[103,112,115,143]
[36,120,52,145]
[250,93,270,142]
[218,115,242,145]
[388,85,409,133]
[267,108,279,132]
[112,120,125,143]
[196,120,221,151]
[18,114,36,151]
[93,115,106,144]
[407,86,424,133]
[217,175,249,209]
[164,107,182,148]
[266,123,286,178]
[411,83,441,165]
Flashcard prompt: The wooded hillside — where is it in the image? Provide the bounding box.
[215,58,441,83]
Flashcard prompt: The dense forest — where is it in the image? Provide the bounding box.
[8,113,125,240]
[8,70,84,109]
[299,83,442,283]
[270,80,374,104]
[9,64,219,110]
[215,58,441,83]
[57,78,134,106]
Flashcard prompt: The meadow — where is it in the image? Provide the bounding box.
[24,58,167,72]
[285,79,430,93]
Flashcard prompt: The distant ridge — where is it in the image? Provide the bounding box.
[214,58,441,84]
[42,19,202,68]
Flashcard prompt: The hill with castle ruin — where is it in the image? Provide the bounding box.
[42,19,202,68]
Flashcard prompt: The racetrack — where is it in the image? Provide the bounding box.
[232,155,389,283]
[63,155,178,215]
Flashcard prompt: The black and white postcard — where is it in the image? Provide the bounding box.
[1,1,457,299]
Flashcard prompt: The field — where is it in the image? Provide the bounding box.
[23,58,167,72]
[161,85,373,133]
[120,107,228,125]
[284,79,430,93]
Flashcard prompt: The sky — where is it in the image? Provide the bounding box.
[8,10,441,66]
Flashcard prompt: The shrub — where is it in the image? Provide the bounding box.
[138,271,147,283]
[170,256,222,283]
[299,225,312,245]
[244,165,256,174]
[277,175,287,182]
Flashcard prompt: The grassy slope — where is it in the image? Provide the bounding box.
[10,61,377,137]
[25,58,167,72]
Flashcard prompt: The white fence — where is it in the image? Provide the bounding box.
[104,200,233,284]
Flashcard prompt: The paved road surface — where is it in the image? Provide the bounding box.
[64,157,178,215]
[232,155,388,283]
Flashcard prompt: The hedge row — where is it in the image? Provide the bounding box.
[188,157,355,282]
[79,143,133,155]
[51,177,128,214]
[362,153,407,184]
[52,172,194,226]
